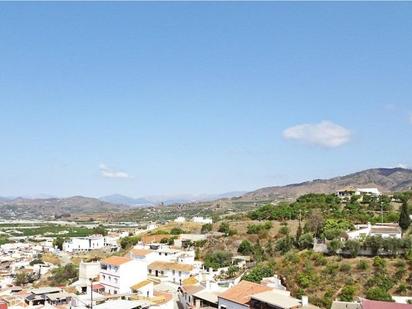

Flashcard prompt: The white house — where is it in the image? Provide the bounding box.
[128,248,158,264]
[99,256,149,295]
[355,188,381,196]
[63,236,105,253]
[346,223,402,240]
[192,217,213,224]
[175,217,186,223]
[148,261,193,284]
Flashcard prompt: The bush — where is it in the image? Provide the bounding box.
[365,287,392,301]
[201,223,212,234]
[339,263,351,272]
[298,233,314,250]
[247,222,272,235]
[373,256,386,270]
[49,263,78,286]
[170,227,185,235]
[242,264,274,283]
[120,235,141,250]
[357,260,369,270]
[238,240,254,255]
[343,240,361,257]
[204,251,232,270]
[339,285,356,301]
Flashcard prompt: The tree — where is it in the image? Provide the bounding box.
[92,225,107,236]
[343,240,361,257]
[242,264,274,283]
[53,237,66,250]
[218,222,231,236]
[296,222,302,242]
[304,209,324,237]
[297,233,314,250]
[238,240,253,255]
[120,235,141,250]
[15,271,34,286]
[327,239,342,255]
[49,263,78,286]
[201,223,212,234]
[203,251,232,270]
[399,201,411,231]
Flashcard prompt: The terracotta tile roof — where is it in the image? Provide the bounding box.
[182,276,198,286]
[130,248,154,257]
[361,298,412,309]
[130,279,153,290]
[101,256,131,266]
[148,261,193,272]
[218,280,272,305]
[153,291,173,304]
[181,284,204,295]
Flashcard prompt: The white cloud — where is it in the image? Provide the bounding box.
[397,163,409,169]
[99,163,132,179]
[282,121,351,148]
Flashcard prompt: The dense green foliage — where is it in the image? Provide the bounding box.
[247,222,272,234]
[201,223,212,234]
[238,240,254,255]
[49,263,78,286]
[204,251,233,270]
[120,235,141,250]
[242,264,274,283]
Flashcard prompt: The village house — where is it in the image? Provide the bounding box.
[217,281,318,309]
[192,217,213,224]
[346,223,402,240]
[100,256,149,295]
[148,261,193,284]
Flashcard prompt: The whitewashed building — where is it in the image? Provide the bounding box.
[346,223,402,240]
[63,236,105,253]
[192,217,213,224]
[100,256,149,295]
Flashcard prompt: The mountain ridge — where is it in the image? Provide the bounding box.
[244,167,412,200]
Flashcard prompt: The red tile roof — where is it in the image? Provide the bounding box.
[361,299,412,309]
[218,280,272,305]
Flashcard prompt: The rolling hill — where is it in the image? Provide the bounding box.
[244,167,412,200]
[0,196,129,220]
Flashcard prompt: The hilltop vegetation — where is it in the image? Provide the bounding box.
[194,191,412,308]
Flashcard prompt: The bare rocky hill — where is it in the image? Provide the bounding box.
[244,168,412,200]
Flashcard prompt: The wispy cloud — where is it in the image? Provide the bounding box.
[397,163,409,169]
[282,121,351,148]
[99,163,132,179]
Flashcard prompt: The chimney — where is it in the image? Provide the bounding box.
[301,296,308,306]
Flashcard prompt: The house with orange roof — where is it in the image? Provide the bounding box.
[100,256,148,295]
[148,261,194,284]
[218,281,317,309]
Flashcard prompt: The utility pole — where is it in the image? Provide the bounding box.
[90,278,93,309]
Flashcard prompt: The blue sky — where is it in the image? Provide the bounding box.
[1,2,412,197]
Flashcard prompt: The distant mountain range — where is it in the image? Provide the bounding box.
[1,168,411,219]
[244,167,412,200]
[99,191,247,206]
[0,196,129,220]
